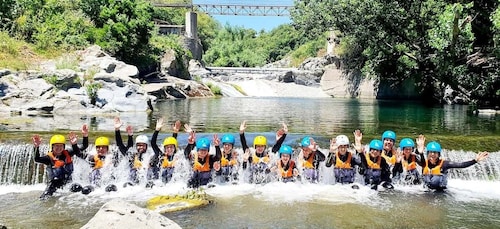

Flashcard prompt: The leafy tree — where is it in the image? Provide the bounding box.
[292,0,499,105]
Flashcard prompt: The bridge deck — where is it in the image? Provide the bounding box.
[206,67,296,74]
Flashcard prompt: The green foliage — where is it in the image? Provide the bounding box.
[291,0,499,105]
[42,75,58,86]
[150,34,191,77]
[206,82,221,95]
[55,54,79,71]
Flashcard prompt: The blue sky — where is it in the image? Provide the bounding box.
[193,0,294,32]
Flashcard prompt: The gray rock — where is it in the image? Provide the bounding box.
[81,199,181,229]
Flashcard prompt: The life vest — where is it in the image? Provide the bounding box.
[365,153,381,170]
[193,153,211,172]
[47,150,72,168]
[335,152,352,169]
[278,161,295,178]
[93,154,104,169]
[402,155,417,171]
[252,153,269,164]
[221,154,238,167]
[161,156,175,168]
[423,159,444,175]
[133,155,142,169]
[382,150,396,165]
[302,152,315,169]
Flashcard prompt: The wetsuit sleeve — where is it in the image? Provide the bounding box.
[415,151,426,167]
[127,135,133,149]
[352,153,363,167]
[240,133,248,153]
[115,130,129,156]
[325,152,335,167]
[441,160,477,173]
[34,146,51,165]
[184,143,195,160]
[392,162,403,176]
[151,130,162,157]
[79,136,89,152]
[315,150,326,162]
[215,146,222,161]
[172,132,178,139]
[69,143,82,158]
[272,133,287,153]
[358,152,368,167]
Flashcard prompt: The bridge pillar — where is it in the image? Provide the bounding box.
[185,11,197,39]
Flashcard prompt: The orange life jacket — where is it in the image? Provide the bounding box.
[252,153,269,164]
[193,153,211,172]
[382,150,396,165]
[402,155,417,171]
[221,154,238,167]
[423,159,444,175]
[278,160,295,178]
[335,152,352,169]
[302,152,315,169]
[365,153,381,170]
[93,154,104,169]
[161,156,175,168]
[47,150,72,168]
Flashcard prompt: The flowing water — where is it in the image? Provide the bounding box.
[0,97,499,229]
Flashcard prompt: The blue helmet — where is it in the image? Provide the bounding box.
[399,138,415,149]
[221,134,235,145]
[196,138,211,150]
[300,136,311,147]
[426,141,441,154]
[369,139,383,151]
[279,144,293,156]
[382,130,396,141]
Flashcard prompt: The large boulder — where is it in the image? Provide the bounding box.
[81,199,181,229]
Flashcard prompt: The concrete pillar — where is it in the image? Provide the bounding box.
[326,30,336,55]
[185,11,197,39]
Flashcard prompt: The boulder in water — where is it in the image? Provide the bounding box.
[81,199,181,229]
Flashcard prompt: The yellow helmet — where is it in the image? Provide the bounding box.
[95,137,110,147]
[253,135,267,147]
[50,135,66,145]
[163,137,178,148]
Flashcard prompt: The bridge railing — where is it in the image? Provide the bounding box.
[152,3,293,16]
[206,67,297,74]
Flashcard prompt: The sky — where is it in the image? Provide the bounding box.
[193,0,294,32]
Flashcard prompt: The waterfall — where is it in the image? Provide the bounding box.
[0,143,499,185]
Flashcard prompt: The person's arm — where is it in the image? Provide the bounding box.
[392,161,403,176]
[272,133,286,153]
[381,158,392,182]
[315,150,326,162]
[325,152,335,167]
[115,129,128,156]
[67,131,84,158]
[79,124,89,151]
[151,130,162,156]
[126,125,134,149]
[213,134,222,161]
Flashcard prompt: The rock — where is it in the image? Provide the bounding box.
[81,199,181,229]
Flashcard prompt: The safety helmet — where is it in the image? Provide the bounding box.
[369,139,383,151]
[399,138,415,149]
[426,141,441,154]
[336,135,350,146]
[300,136,311,147]
[196,138,211,150]
[279,144,293,156]
[221,134,235,145]
[162,137,178,148]
[50,135,66,145]
[382,130,396,141]
[253,135,267,147]
[135,135,149,144]
[95,137,110,147]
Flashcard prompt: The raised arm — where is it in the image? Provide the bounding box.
[272,122,288,153]
[79,124,89,151]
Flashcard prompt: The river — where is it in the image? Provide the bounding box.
[0,97,499,228]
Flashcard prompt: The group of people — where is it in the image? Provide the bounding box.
[33,118,489,199]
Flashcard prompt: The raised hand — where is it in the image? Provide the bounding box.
[243,148,250,162]
[32,134,42,147]
[476,152,489,162]
[155,117,164,131]
[239,120,247,134]
[329,137,337,152]
[396,148,404,163]
[308,137,318,151]
[416,134,425,153]
[187,131,196,144]
[276,128,285,141]
[213,134,220,146]
[68,132,78,145]
[114,117,122,130]
[282,122,288,134]
[173,120,181,133]
[126,125,133,136]
[353,129,362,144]
[184,124,193,133]
[81,124,89,137]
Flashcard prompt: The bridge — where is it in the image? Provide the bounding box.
[152,1,294,16]
[206,66,297,74]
